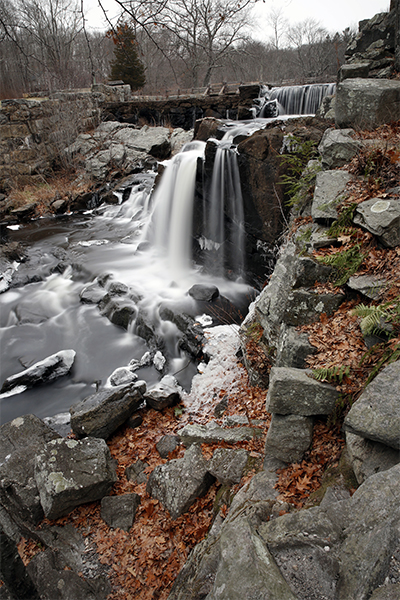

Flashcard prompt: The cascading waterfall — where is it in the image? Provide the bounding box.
[204,133,245,278]
[0,93,330,425]
[258,82,336,117]
[149,141,206,280]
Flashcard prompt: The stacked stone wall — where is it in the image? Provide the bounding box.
[0,92,101,191]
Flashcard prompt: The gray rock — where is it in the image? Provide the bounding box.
[70,381,146,439]
[146,444,215,519]
[168,467,283,600]
[338,62,371,81]
[26,548,110,600]
[0,528,39,599]
[208,448,249,486]
[126,413,143,429]
[335,78,400,130]
[125,459,149,484]
[99,295,137,330]
[266,367,339,416]
[206,517,298,600]
[370,585,400,600]
[222,414,249,427]
[265,413,314,463]
[337,463,400,599]
[159,306,205,359]
[178,421,261,447]
[260,505,343,600]
[283,288,345,327]
[227,464,283,524]
[34,524,99,576]
[0,349,76,396]
[43,412,71,437]
[0,414,60,526]
[318,128,361,169]
[347,274,388,299]
[353,197,400,247]
[100,493,141,531]
[309,225,338,249]
[85,144,127,179]
[249,241,298,348]
[156,435,180,458]
[345,360,400,449]
[153,350,166,372]
[275,324,317,369]
[293,256,332,288]
[144,375,180,411]
[79,283,107,304]
[188,284,219,301]
[311,170,353,223]
[214,395,228,418]
[108,366,138,387]
[168,516,223,600]
[34,437,117,520]
[346,431,400,485]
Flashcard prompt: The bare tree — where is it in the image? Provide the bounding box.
[267,7,288,50]
[0,0,113,97]
[286,18,332,79]
[104,0,259,87]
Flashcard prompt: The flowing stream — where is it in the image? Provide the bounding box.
[0,136,254,426]
[0,84,335,426]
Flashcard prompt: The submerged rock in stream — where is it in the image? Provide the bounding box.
[0,350,76,397]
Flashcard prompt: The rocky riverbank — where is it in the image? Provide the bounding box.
[1,81,400,598]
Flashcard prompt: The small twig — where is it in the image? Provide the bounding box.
[273,183,290,230]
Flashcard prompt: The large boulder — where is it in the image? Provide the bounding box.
[0,528,39,599]
[67,123,174,180]
[70,381,146,439]
[318,128,361,169]
[353,197,400,247]
[34,437,117,520]
[336,463,400,599]
[159,306,205,359]
[248,242,298,348]
[335,78,400,129]
[146,444,215,519]
[344,360,400,449]
[345,431,400,485]
[0,415,60,526]
[275,324,317,369]
[0,350,76,396]
[266,367,339,416]
[26,548,110,600]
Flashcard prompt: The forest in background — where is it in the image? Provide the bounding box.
[0,0,356,100]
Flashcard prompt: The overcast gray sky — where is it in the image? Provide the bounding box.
[84,0,390,37]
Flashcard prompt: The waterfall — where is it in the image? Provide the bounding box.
[258,83,336,117]
[0,121,266,424]
[148,121,265,281]
[204,133,245,278]
[149,141,206,281]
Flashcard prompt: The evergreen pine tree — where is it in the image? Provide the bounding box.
[108,23,146,90]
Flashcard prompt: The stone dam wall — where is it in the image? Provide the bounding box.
[0,83,258,191]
